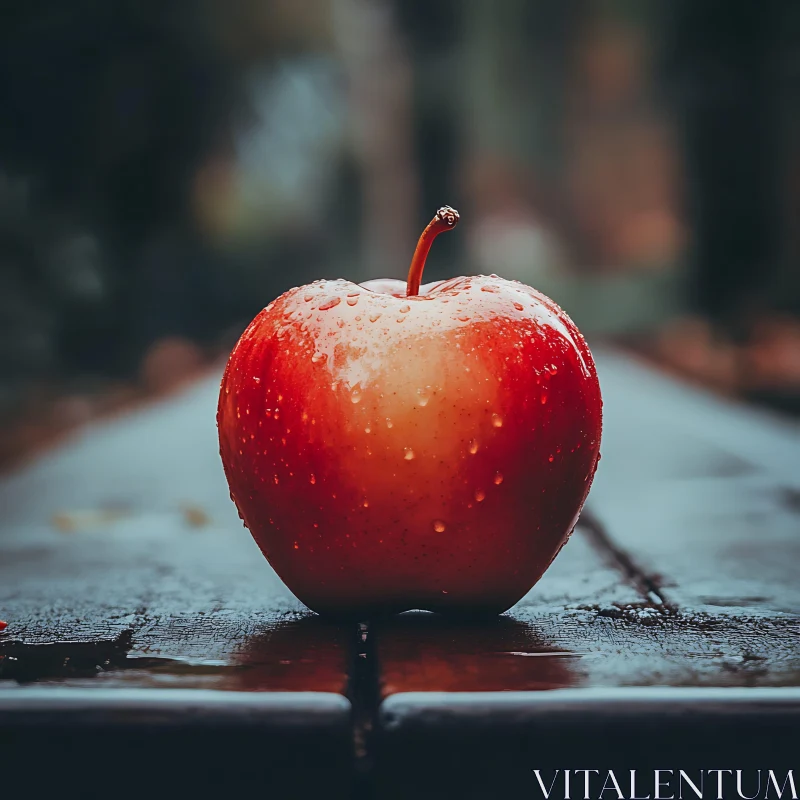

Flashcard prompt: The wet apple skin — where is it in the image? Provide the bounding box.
[217,274,602,617]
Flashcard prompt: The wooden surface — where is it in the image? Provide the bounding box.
[1,347,799,798]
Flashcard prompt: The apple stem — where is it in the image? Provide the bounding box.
[406,206,460,297]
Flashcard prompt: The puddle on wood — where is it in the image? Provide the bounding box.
[0,617,348,691]
[498,651,585,658]
[0,630,135,681]
[376,612,584,694]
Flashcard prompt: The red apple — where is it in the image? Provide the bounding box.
[218,207,602,617]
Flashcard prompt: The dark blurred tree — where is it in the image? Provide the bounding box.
[0,0,242,407]
[661,0,793,330]
[394,0,462,274]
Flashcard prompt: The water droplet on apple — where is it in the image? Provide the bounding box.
[351,388,362,404]
[274,475,280,484]
[494,472,504,485]
[548,455,554,463]
[404,448,415,461]
[396,316,406,323]
[481,285,498,293]
[541,393,548,405]
[309,474,316,484]
[347,296,359,307]
[362,499,369,508]
[304,295,313,303]
[364,425,371,434]
[311,352,326,364]
[468,439,479,454]
[369,312,382,323]
[513,302,524,311]
[457,315,470,322]
[399,304,410,313]
[433,520,446,533]
[386,418,393,428]
[475,489,486,502]
[416,387,431,406]
[491,413,503,428]
[318,297,342,311]
[293,542,299,550]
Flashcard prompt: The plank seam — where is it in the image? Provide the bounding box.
[348,621,379,800]
[579,510,676,612]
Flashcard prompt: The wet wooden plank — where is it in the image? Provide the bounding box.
[0,376,354,797]
[0,375,351,693]
[590,348,800,616]
[1,688,353,799]
[376,688,800,800]
[0,520,349,691]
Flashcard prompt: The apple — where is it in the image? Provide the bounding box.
[218,207,602,617]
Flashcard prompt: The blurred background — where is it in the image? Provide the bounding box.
[1,0,799,469]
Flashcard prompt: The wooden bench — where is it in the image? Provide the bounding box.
[2,347,799,798]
